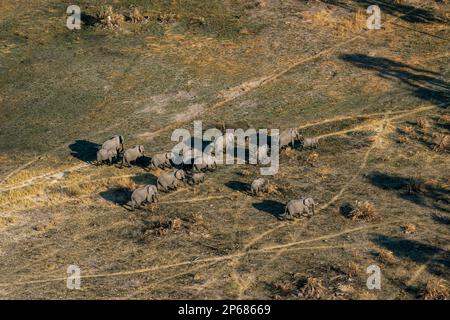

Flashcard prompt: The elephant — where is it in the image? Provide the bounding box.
[281,197,316,220]
[157,169,186,192]
[214,132,234,153]
[121,145,145,167]
[95,148,117,165]
[149,152,173,169]
[251,177,269,195]
[279,128,301,149]
[193,155,217,172]
[129,185,158,210]
[189,172,205,185]
[102,135,124,153]
[302,137,319,149]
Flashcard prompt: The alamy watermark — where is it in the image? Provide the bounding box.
[67,265,81,289]
[366,264,381,290]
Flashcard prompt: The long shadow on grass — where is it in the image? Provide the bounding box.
[367,171,450,213]
[340,54,450,107]
[69,139,100,163]
[253,200,286,219]
[322,0,445,23]
[372,234,450,278]
[225,180,249,194]
[131,173,158,186]
[100,187,132,206]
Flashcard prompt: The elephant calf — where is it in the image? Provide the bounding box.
[189,172,205,185]
[149,152,173,169]
[121,145,145,167]
[281,197,316,220]
[96,148,117,165]
[129,185,158,210]
[251,177,269,195]
[280,128,301,149]
[302,137,319,149]
[157,169,186,192]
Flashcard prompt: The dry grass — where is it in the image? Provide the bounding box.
[416,117,430,129]
[98,5,124,29]
[306,152,319,165]
[432,134,449,152]
[346,261,361,278]
[401,223,416,234]
[298,277,328,299]
[349,201,378,221]
[437,115,450,125]
[421,279,449,300]
[192,213,204,226]
[377,248,397,264]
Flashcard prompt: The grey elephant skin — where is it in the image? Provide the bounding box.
[281,197,316,220]
[157,169,186,192]
[129,185,158,210]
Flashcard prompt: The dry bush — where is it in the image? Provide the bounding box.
[401,223,416,234]
[283,147,295,157]
[377,248,396,263]
[129,7,144,23]
[346,262,361,278]
[417,117,430,129]
[306,152,319,165]
[298,277,327,299]
[192,213,204,226]
[60,184,83,197]
[265,182,281,196]
[238,169,252,177]
[337,8,366,34]
[433,134,449,152]
[170,218,182,230]
[98,5,124,29]
[157,12,179,24]
[421,279,449,300]
[397,136,409,144]
[398,126,415,135]
[273,280,296,296]
[349,201,378,221]
[437,114,450,125]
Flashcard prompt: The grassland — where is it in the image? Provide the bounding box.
[0,0,449,299]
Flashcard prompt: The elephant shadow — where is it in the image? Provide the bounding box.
[225,180,249,194]
[99,187,132,207]
[132,173,158,186]
[339,202,353,219]
[69,139,100,163]
[253,200,285,219]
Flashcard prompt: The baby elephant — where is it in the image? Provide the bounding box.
[149,152,173,170]
[279,128,301,149]
[157,169,186,192]
[281,197,316,220]
[95,148,117,165]
[302,137,319,149]
[121,145,145,167]
[129,185,158,210]
[251,177,269,195]
[189,172,205,185]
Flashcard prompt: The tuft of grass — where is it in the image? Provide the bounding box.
[437,115,450,125]
[401,223,416,234]
[192,213,204,226]
[376,248,396,264]
[298,277,327,299]
[416,117,430,129]
[349,201,378,221]
[128,7,145,24]
[346,261,361,278]
[421,279,449,300]
[432,134,449,152]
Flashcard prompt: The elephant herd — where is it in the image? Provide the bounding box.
[94,130,319,219]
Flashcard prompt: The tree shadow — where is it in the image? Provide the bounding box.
[339,202,353,218]
[99,187,132,206]
[340,54,450,107]
[253,199,286,219]
[321,0,445,24]
[371,234,449,278]
[367,171,450,212]
[68,139,100,163]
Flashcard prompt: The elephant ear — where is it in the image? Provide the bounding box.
[119,136,124,144]
[139,145,143,153]
[175,170,181,180]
